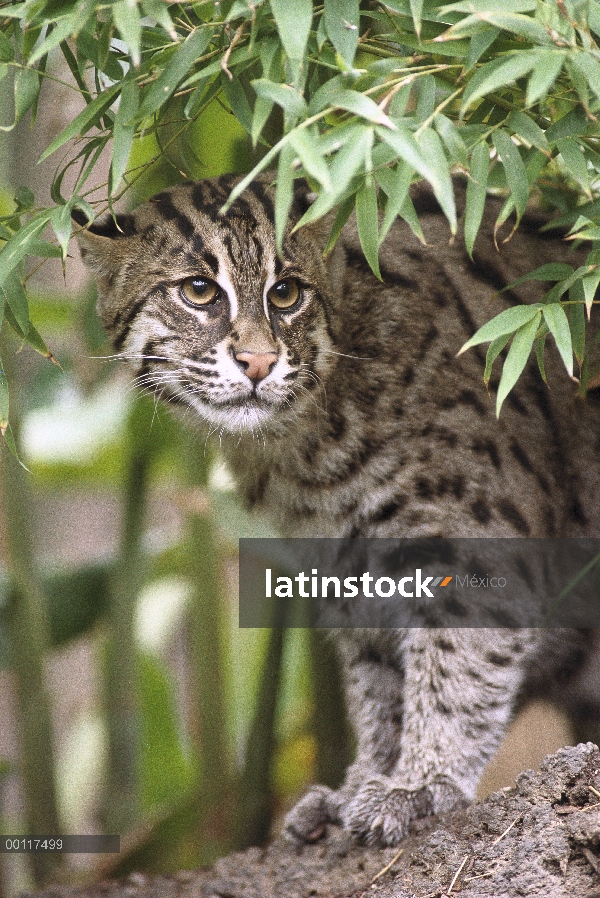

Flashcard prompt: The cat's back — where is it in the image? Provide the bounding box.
[241,183,600,540]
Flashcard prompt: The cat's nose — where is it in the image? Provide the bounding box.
[234,350,278,383]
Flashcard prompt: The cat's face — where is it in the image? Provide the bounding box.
[77,176,336,433]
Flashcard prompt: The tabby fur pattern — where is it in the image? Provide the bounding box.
[76,176,600,847]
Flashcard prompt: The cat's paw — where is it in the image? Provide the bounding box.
[283,785,342,844]
[341,777,466,847]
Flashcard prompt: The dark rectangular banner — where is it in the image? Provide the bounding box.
[238,538,600,628]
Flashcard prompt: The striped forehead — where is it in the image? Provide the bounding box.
[148,181,278,311]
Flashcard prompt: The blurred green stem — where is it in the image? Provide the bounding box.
[234,627,284,848]
[103,398,155,832]
[184,437,232,854]
[0,341,61,886]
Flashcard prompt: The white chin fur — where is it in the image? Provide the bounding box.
[187,395,275,432]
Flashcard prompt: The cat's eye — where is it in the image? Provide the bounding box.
[181,276,219,307]
[267,278,300,310]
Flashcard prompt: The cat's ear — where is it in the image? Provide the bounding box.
[72,208,136,279]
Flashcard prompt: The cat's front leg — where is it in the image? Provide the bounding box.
[284,640,406,843]
[341,629,533,846]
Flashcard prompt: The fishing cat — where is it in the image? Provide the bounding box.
[74,175,600,847]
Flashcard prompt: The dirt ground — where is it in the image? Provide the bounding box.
[24,742,600,898]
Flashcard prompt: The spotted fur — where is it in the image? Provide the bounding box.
[77,175,600,847]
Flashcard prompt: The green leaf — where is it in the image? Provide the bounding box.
[110,78,139,195]
[39,84,120,162]
[50,204,72,261]
[0,30,15,63]
[582,269,600,319]
[0,213,51,289]
[416,128,456,233]
[458,303,542,354]
[492,129,528,221]
[461,52,539,114]
[28,16,80,66]
[324,194,355,256]
[441,11,552,44]
[442,0,537,12]
[289,129,331,191]
[0,355,8,435]
[409,0,424,37]
[112,0,142,67]
[141,0,176,38]
[568,286,586,363]
[0,67,39,132]
[534,333,547,382]
[556,137,591,195]
[325,88,395,126]
[507,111,549,152]
[270,0,312,78]
[377,161,414,243]
[252,79,307,119]
[542,302,572,376]
[526,49,566,105]
[223,75,253,135]
[496,311,541,415]
[435,113,468,167]
[324,0,359,66]
[275,144,295,251]
[465,26,500,70]
[138,28,213,120]
[484,332,511,385]
[356,182,381,280]
[295,127,374,226]
[570,50,600,101]
[1,270,29,333]
[509,262,575,286]
[465,141,489,258]
[545,106,589,143]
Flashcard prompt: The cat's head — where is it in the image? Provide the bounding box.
[75,175,338,433]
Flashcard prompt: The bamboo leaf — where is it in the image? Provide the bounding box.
[252,79,307,119]
[496,312,541,415]
[0,354,8,435]
[556,137,591,195]
[492,129,528,221]
[582,269,600,319]
[464,141,489,258]
[325,88,395,126]
[138,28,213,120]
[324,0,359,66]
[112,0,142,67]
[275,144,295,252]
[461,52,539,114]
[270,0,312,80]
[542,302,573,376]
[484,333,511,385]
[409,0,424,37]
[39,84,120,162]
[458,303,542,354]
[110,78,139,195]
[570,50,600,101]
[416,128,456,233]
[0,213,51,288]
[506,111,549,152]
[356,182,381,280]
[568,285,586,363]
[50,204,72,261]
[526,49,566,105]
[377,161,414,243]
[1,270,29,333]
[289,129,331,191]
[0,30,14,62]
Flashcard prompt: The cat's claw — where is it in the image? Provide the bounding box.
[283,785,341,844]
